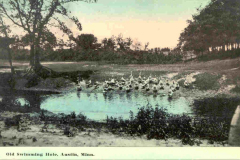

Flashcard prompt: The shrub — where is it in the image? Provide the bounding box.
[64,125,78,137]
[58,112,87,131]
[192,117,229,143]
[105,104,230,145]
[4,116,21,128]
[4,114,31,131]
[41,48,183,64]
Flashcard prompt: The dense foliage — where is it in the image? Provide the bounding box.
[41,49,182,64]
[106,104,231,145]
[178,0,240,55]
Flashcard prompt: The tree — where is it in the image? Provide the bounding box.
[102,36,116,50]
[161,47,170,52]
[178,0,240,54]
[21,30,57,56]
[0,0,97,76]
[132,39,142,51]
[144,42,149,51]
[116,34,133,51]
[75,34,98,50]
[0,16,15,74]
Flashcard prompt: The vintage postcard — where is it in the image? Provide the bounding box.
[0,0,240,159]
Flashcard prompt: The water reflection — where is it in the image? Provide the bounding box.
[0,90,47,113]
[40,91,192,121]
[107,92,114,102]
[119,92,125,101]
[94,93,98,100]
[103,93,107,102]
[87,93,91,98]
[153,94,158,100]
[77,91,81,99]
[134,92,139,99]
[126,92,132,101]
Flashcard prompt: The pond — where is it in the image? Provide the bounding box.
[40,91,191,121]
[0,88,239,122]
[0,88,192,121]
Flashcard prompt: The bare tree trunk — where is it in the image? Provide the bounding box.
[34,45,41,67]
[29,33,36,66]
[6,47,14,74]
[34,32,42,68]
[30,45,35,66]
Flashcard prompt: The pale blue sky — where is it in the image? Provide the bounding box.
[68,0,208,19]
[61,0,210,49]
[7,0,210,49]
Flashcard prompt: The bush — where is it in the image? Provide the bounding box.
[42,48,183,64]
[105,104,230,145]
[4,116,21,128]
[64,125,78,137]
[4,114,31,131]
[58,112,87,131]
[192,118,229,143]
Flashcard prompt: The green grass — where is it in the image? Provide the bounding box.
[193,73,221,91]
[231,85,240,93]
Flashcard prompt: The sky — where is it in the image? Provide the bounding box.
[6,0,211,49]
[60,0,211,49]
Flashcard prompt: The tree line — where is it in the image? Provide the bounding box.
[39,33,182,64]
[178,0,240,55]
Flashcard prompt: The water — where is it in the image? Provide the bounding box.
[1,89,191,121]
[39,91,191,121]
[1,88,239,122]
